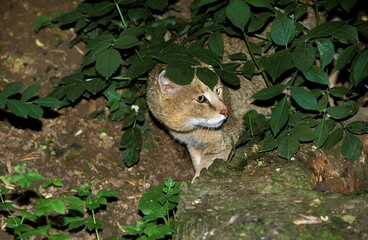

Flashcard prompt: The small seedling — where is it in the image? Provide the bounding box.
[121,177,181,239]
[0,164,118,240]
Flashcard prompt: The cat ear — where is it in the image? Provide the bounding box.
[158,70,179,95]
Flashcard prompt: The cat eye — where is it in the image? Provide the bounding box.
[195,95,206,103]
[215,87,222,95]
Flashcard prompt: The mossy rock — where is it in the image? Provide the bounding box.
[174,158,368,239]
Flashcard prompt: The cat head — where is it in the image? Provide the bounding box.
[147,69,228,132]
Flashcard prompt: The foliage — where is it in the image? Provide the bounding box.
[121,177,181,240]
[0,81,62,119]
[0,163,118,240]
[45,0,368,164]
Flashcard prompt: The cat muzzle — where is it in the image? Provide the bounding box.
[220,108,229,117]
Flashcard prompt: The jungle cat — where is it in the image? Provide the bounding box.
[147,37,270,179]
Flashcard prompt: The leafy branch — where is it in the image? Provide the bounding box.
[0,81,62,119]
[0,163,118,240]
[40,0,368,166]
[121,177,181,239]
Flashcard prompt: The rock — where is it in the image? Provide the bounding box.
[174,158,368,239]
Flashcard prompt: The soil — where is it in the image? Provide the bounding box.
[0,1,193,239]
[1,1,368,239]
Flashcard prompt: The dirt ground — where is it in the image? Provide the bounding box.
[0,1,193,239]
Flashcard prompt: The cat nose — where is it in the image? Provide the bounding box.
[220,108,229,117]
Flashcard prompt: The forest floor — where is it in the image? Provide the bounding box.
[0,1,193,239]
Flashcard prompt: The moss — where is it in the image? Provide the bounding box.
[174,156,368,239]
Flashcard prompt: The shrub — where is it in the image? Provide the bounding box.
[44,0,367,164]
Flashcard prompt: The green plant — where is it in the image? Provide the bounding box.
[121,177,181,239]
[0,81,61,119]
[0,163,118,239]
[47,0,367,165]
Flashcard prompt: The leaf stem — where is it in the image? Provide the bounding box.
[114,0,127,28]
[92,209,100,240]
[242,32,272,87]
[0,194,20,227]
[314,0,321,26]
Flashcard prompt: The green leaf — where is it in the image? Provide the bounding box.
[245,0,272,9]
[292,43,316,73]
[327,106,354,119]
[97,189,119,198]
[128,8,146,22]
[334,24,359,43]
[147,0,169,10]
[144,223,173,238]
[84,79,107,95]
[89,2,115,17]
[222,63,240,72]
[121,127,142,150]
[341,133,362,162]
[196,68,218,89]
[316,39,334,69]
[226,0,251,30]
[290,86,320,111]
[244,110,268,137]
[248,12,273,32]
[122,221,144,235]
[335,45,358,70]
[63,216,85,230]
[36,199,65,216]
[32,97,62,107]
[260,131,277,152]
[208,31,224,57]
[304,65,329,85]
[329,86,349,97]
[139,185,166,220]
[187,47,222,67]
[260,50,293,81]
[270,96,289,136]
[340,0,359,12]
[215,69,240,87]
[123,147,140,167]
[21,84,41,102]
[121,127,142,166]
[303,21,345,41]
[290,125,316,142]
[165,64,195,85]
[3,81,23,98]
[7,100,28,118]
[60,72,84,85]
[127,57,157,79]
[157,53,199,67]
[347,121,368,134]
[193,0,219,8]
[323,127,344,150]
[289,112,319,127]
[114,30,140,49]
[352,49,368,86]
[6,217,23,229]
[242,60,255,78]
[314,119,329,148]
[252,84,287,100]
[24,104,44,119]
[85,217,102,231]
[57,11,85,25]
[294,4,308,20]
[277,134,299,159]
[0,94,5,109]
[270,13,295,46]
[96,48,121,79]
[34,15,52,33]
[18,209,38,222]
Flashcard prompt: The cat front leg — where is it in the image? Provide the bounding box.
[187,145,206,181]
